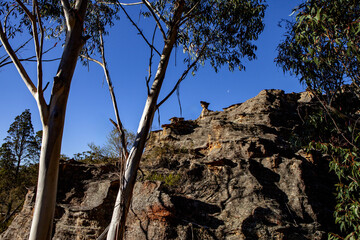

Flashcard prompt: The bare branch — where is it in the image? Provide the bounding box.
[0,24,37,97]
[80,54,104,67]
[156,43,208,109]
[142,0,166,41]
[98,1,143,5]
[33,1,45,101]
[15,0,35,21]
[117,1,161,56]
[0,38,32,67]
[1,49,61,68]
[3,6,16,35]
[42,82,50,92]
[0,58,61,68]
[146,25,158,95]
[99,30,129,159]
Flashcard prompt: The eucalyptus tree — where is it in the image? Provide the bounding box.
[276,0,359,99]
[0,1,119,239]
[105,0,267,239]
[276,1,360,239]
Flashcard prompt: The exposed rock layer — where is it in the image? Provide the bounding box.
[1,89,336,239]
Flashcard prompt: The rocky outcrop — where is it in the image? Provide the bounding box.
[1,89,337,239]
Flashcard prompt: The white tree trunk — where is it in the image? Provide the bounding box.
[107,2,184,239]
[28,1,89,239]
[29,117,63,239]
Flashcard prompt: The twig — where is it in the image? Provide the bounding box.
[142,0,166,41]
[98,1,143,6]
[156,42,208,109]
[96,224,110,240]
[0,57,61,68]
[116,0,161,56]
[15,0,35,21]
[0,38,33,67]
[3,6,16,35]
[99,29,128,159]
[0,23,37,97]
[33,0,46,110]
[146,25,158,95]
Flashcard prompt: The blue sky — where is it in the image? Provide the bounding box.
[0,0,304,157]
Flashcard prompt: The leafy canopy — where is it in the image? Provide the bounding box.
[276,0,360,95]
[0,0,120,60]
[143,0,266,72]
[3,109,39,165]
[277,1,360,239]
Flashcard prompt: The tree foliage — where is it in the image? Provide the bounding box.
[70,128,135,164]
[0,110,39,233]
[277,1,360,239]
[104,127,135,159]
[276,0,359,95]
[142,0,266,73]
[0,0,119,58]
[3,109,40,169]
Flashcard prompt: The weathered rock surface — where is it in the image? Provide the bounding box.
[1,89,337,240]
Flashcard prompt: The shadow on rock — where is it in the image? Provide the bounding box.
[171,196,224,229]
[242,160,303,239]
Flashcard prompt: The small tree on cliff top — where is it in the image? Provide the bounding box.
[0,1,119,239]
[105,0,267,239]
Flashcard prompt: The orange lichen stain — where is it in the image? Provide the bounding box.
[147,204,174,222]
[208,141,222,152]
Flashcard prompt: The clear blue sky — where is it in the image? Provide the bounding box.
[0,0,304,157]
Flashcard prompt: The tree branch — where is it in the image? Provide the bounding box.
[311,89,357,148]
[142,0,168,24]
[61,0,74,31]
[99,1,143,5]
[99,30,129,159]
[0,38,33,67]
[0,57,61,68]
[117,1,161,56]
[156,43,207,109]
[142,0,166,41]
[80,54,104,67]
[60,0,71,14]
[15,0,35,21]
[33,0,47,111]
[146,25,158,95]
[0,24,37,97]
[3,6,16,35]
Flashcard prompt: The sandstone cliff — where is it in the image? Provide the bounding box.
[1,89,337,240]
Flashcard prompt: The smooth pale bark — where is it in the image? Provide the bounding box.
[26,1,89,239]
[106,2,185,239]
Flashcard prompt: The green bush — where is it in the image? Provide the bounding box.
[146,172,181,187]
[308,140,360,240]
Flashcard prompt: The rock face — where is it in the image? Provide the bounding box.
[1,89,337,240]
